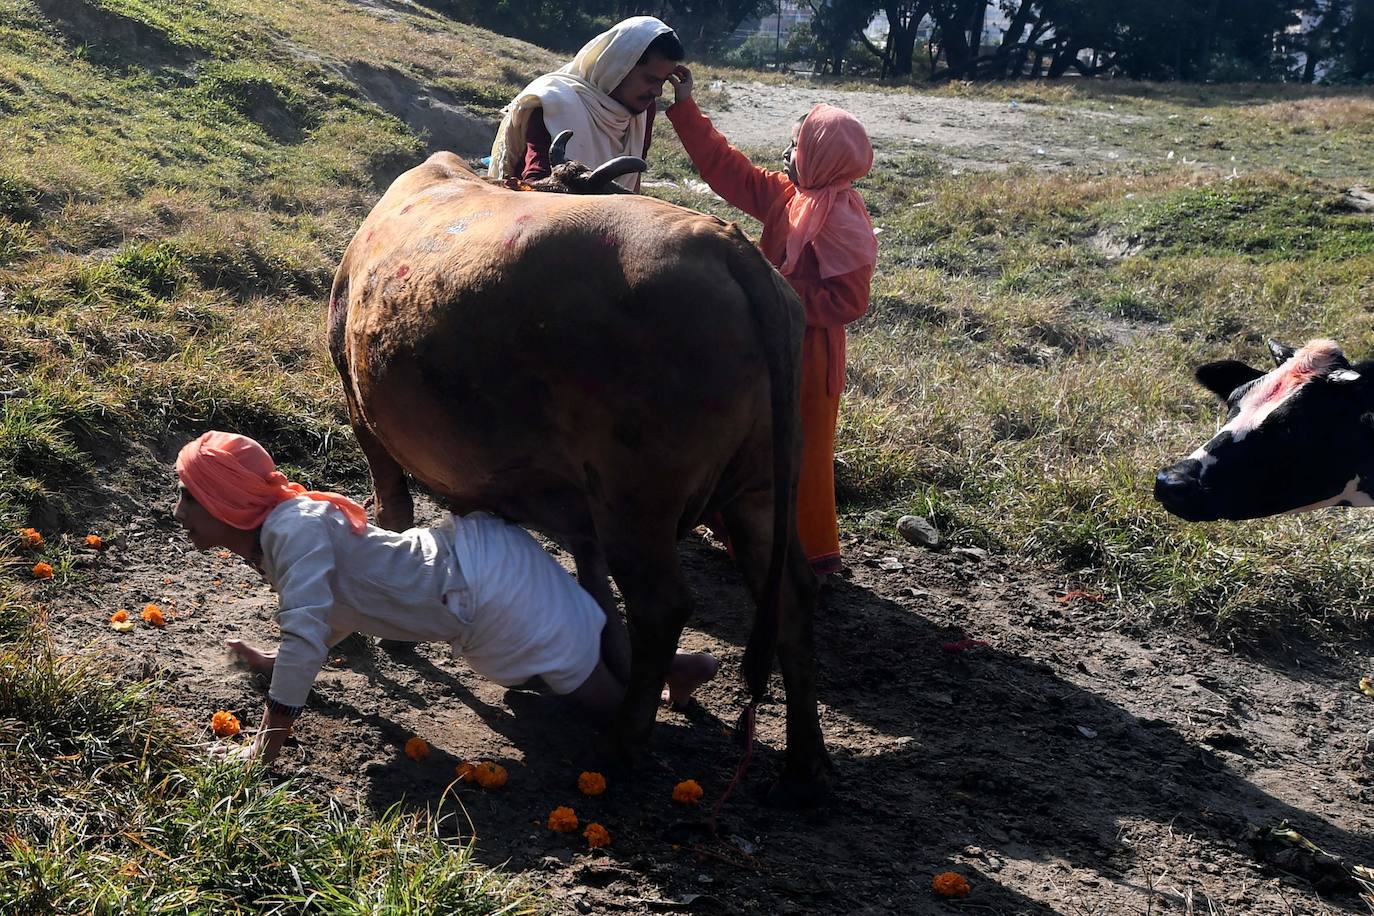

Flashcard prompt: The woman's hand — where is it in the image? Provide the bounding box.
[668,64,694,106]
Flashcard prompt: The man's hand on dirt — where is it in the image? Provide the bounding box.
[669,65,693,106]
[208,735,264,764]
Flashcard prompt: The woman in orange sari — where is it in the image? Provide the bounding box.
[666,67,877,578]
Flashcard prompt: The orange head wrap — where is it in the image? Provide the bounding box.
[175,431,368,534]
[782,103,879,280]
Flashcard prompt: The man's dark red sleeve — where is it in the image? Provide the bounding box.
[521,108,552,181]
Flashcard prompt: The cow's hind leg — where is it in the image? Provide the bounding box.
[596,520,693,760]
[569,537,630,683]
[330,296,413,532]
[351,415,414,532]
[721,489,831,807]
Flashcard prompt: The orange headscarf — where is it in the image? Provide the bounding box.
[175,431,368,534]
[782,104,878,280]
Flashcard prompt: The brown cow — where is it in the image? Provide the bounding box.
[328,151,830,803]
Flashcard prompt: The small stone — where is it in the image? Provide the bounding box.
[897,514,940,548]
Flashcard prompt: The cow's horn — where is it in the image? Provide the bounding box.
[587,156,648,186]
[550,130,574,166]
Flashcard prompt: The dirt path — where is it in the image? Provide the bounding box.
[699,79,1143,170]
[47,478,1374,915]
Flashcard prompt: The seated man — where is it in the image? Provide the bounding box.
[489,16,684,192]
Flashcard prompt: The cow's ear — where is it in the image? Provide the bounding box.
[1195,360,1264,401]
[1267,339,1296,366]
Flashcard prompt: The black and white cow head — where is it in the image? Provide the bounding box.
[1154,338,1374,522]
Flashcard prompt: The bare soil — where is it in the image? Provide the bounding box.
[696,79,1144,171]
[45,469,1374,915]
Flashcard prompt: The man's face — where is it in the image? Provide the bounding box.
[611,52,678,113]
[174,486,235,551]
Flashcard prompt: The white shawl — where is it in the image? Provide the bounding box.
[490,16,673,191]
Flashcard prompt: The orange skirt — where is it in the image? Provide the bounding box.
[798,329,842,575]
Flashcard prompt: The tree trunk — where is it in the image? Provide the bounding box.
[991,0,1037,78]
[1195,0,1222,80]
[885,2,932,77]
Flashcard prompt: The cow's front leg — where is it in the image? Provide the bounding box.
[599,532,693,761]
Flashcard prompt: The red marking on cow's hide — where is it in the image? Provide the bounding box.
[515,214,534,224]
[366,229,375,242]
[400,203,414,214]
[1234,339,1344,430]
[395,265,410,279]
[328,294,337,316]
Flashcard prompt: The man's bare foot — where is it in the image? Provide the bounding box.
[661,651,720,710]
[226,638,276,673]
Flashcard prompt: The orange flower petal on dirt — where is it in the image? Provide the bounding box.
[32,562,53,579]
[455,761,478,782]
[474,762,507,789]
[211,710,241,738]
[140,604,165,626]
[671,779,703,805]
[548,806,578,833]
[1055,589,1104,604]
[110,609,134,632]
[932,871,971,898]
[584,822,611,849]
[18,527,43,548]
[404,736,430,761]
[85,534,103,549]
[578,771,607,796]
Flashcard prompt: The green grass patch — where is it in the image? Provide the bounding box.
[1119,176,1374,261]
[0,625,538,913]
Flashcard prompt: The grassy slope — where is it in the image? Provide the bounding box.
[0,0,552,909]
[3,0,1374,906]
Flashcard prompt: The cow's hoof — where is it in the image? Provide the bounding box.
[765,771,833,810]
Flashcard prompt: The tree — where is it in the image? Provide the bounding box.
[807,0,882,74]
[1342,0,1374,80]
[617,0,775,55]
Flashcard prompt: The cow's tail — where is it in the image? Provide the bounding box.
[728,225,803,704]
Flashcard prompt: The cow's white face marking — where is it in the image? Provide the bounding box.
[1288,476,1374,513]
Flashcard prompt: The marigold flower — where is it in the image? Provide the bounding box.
[18,528,43,548]
[548,806,578,833]
[32,562,53,579]
[140,604,165,626]
[584,822,611,849]
[671,779,703,805]
[85,534,103,549]
[932,871,971,898]
[404,736,429,761]
[455,761,478,782]
[578,771,607,796]
[211,710,241,738]
[110,609,133,632]
[474,762,508,789]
